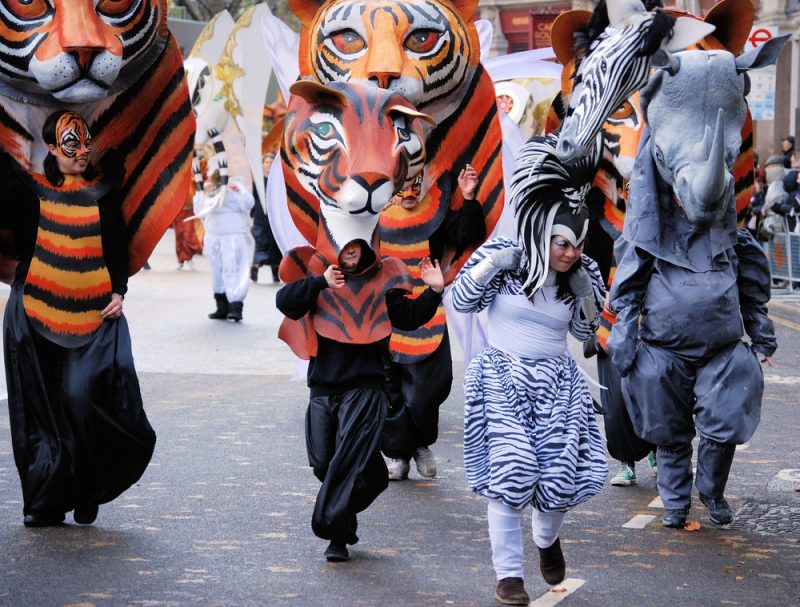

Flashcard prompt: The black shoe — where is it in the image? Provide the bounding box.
[23,512,65,527]
[250,265,259,282]
[495,577,530,605]
[537,537,565,585]
[699,493,733,525]
[208,293,229,319]
[271,265,280,283]
[663,508,689,528]
[324,541,349,562]
[73,505,99,525]
[227,301,243,321]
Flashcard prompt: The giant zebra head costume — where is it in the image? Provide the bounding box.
[510,134,600,297]
[555,0,714,164]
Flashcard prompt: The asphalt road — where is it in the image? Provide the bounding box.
[0,233,798,607]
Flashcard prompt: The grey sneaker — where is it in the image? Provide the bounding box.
[413,446,437,478]
[663,508,689,528]
[386,457,409,481]
[699,493,733,525]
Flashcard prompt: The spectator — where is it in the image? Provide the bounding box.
[782,135,796,168]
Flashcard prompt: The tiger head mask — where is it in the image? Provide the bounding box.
[0,0,168,104]
[288,0,480,124]
[281,79,433,263]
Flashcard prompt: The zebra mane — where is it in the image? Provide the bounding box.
[509,133,599,297]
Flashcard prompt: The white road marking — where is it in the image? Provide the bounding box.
[648,497,664,509]
[622,514,656,529]
[529,578,585,606]
[735,444,749,451]
[763,373,800,385]
[776,469,800,482]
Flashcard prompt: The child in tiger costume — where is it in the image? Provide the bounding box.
[381,164,486,480]
[277,242,443,562]
[276,80,440,561]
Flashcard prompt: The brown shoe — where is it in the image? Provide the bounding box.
[495,577,530,605]
[538,537,566,585]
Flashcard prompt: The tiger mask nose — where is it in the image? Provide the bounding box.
[339,173,394,215]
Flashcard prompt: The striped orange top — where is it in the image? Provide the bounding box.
[23,174,113,348]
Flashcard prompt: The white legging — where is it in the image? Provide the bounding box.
[487,499,566,581]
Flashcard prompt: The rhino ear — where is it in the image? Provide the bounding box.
[735,34,791,73]
[661,17,716,52]
[652,50,680,75]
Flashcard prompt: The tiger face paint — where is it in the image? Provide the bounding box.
[50,112,92,175]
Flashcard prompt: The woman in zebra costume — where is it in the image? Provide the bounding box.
[451,134,608,604]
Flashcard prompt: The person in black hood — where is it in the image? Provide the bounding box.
[276,239,444,563]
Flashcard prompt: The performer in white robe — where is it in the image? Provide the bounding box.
[194,172,255,321]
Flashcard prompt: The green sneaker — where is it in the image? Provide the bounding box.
[610,463,636,486]
[647,451,658,475]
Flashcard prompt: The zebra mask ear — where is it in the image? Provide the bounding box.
[606,0,716,51]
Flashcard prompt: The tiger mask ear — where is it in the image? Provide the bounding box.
[449,0,480,21]
[289,79,348,105]
[288,0,327,27]
[388,104,436,126]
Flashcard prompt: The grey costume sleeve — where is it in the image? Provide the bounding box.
[735,229,777,357]
[607,240,654,376]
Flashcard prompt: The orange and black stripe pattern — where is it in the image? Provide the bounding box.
[23,175,112,348]
[0,33,193,280]
[277,246,413,358]
[381,67,503,362]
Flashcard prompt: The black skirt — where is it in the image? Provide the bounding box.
[4,285,156,517]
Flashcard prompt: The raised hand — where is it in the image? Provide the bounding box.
[488,246,522,271]
[567,266,594,299]
[324,264,345,289]
[420,257,444,293]
[458,164,479,200]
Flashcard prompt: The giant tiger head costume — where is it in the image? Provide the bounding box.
[545,0,757,351]
[0,0,194,279]
[281,80,431,263]
[285,0,503,281]
[289,0,481,123]
[0,0,167,104]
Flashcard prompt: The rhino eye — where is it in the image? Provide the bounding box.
[654,145,665,167]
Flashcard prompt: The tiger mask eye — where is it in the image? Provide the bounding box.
[404,29,441,54]
[5,0,50,20]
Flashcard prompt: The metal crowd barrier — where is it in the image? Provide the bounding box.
[765,217,800,292]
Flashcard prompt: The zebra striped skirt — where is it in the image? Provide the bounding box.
[463,347,607,512]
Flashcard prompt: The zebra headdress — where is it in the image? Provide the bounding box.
[510,133,600,296]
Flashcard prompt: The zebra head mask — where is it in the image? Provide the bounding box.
[510,134,599,296]
[556,0,715,164]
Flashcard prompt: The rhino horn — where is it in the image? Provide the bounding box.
[692,108,727,208]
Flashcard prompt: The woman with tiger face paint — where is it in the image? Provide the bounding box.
[1,110,155,528]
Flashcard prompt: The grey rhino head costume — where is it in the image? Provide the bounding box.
[640,35,790,229]
[623,34,789,271]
